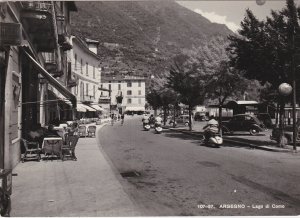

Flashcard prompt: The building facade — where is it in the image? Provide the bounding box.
[100,75,146,113]
[68,36,106,117]
[0,1,77,169]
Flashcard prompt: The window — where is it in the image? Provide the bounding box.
[75,84,78,95]
[118,84,121,90]
[74,54,77,68]
[109,84,111,97]
[86,62,88,76]
[93,66,95,78]
[138,98,141,104]
[86,83,89,96]
[80,59,83,74]
[127,98,132,104]
[127,90,132,95]
[138,90,141,95]
[127,82,132,87]
[138,81,141,87]
[93,85,95,97]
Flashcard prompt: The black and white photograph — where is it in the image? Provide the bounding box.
[0,0,300,216]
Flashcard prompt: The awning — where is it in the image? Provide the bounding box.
[125,106,145,112]
[76,104,87,112]
[98,87,111,92]
[23,50,77,107]
[90,105,104,111]
[78,103,96,112]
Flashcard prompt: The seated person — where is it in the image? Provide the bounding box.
[45,124,60,137]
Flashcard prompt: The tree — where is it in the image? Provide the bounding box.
[228,0,300,146]
[206,61,247,134]
[167,54,207,131]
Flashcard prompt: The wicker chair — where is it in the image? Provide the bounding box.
[87,126,96,137]
[21,138,41,162]
[78,126,87,137]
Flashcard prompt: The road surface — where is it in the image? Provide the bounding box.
[99,116,300,216]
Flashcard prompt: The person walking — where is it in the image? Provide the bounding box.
[68,122,79,161]
[111,113,115,126]
[121,113,125,125]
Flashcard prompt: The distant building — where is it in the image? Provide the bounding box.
[68,36,107,117]
[100,75,146,114]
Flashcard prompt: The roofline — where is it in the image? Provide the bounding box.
[72,36,101,61]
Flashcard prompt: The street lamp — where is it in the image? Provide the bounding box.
[278,83,297,152]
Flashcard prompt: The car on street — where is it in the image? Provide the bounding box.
[222,114,266,135]
[169,115,190,127]
[194,112,208,121]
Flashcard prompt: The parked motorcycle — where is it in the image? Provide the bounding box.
[154,123,163,134]
[143,120,151,131]
[201,133,223,147]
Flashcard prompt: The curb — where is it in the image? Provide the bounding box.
[166,127,292,153]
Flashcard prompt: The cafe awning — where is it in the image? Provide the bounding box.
[76,104,87,112]
[23,50,77,107]
[78,103,96,112]
[125,106,145,112]
[90,104,104,111]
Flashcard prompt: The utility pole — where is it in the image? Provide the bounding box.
[291,27,297,152]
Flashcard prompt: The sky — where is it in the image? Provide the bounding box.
[177,0,290,32]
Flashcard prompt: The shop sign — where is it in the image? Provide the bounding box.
[0,22,22,46]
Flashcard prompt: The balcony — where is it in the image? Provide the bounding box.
[21,2,56,52]
[99,97,111,104]
[41,52,63,77]
[81,95,95,104]
[68,74,78,88]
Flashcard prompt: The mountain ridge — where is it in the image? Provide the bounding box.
[70,1,233,77]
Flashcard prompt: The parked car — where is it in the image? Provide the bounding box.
[222,114,266,135]
[256,113,274,128]
[169,115,190,127]
[270,123,300,144]
[194,112,208,121]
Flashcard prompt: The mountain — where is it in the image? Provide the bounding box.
[70,1,233,77]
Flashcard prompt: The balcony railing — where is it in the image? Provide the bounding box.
[81,95,95,103]
[68,74,78,88]
[21,2,56,52]
[41,52,63,77]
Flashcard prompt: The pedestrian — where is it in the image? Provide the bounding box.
[110,113,115,126]
[121,113,125,125]
[68,122,79,160]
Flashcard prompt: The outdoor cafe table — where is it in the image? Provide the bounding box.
[42,137,63,160]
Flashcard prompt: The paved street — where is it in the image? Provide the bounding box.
[99,115,300,216]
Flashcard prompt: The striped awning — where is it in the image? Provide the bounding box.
[90,105,104,111]
[76,104,87,112]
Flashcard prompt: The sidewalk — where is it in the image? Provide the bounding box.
[164,122,298,153]
[11,123,141,217]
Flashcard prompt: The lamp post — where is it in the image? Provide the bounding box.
[278,83,297,151]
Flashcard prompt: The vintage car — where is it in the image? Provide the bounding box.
[169,115,190,127]
[222,114,266,135]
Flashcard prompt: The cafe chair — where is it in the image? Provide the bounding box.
[61,139,73,161]
[78,126,87,137]
[87,126,96,137]
[21,138,41,162]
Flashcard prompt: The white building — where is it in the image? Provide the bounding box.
[68,36,106,116]
[100,75,146,114]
